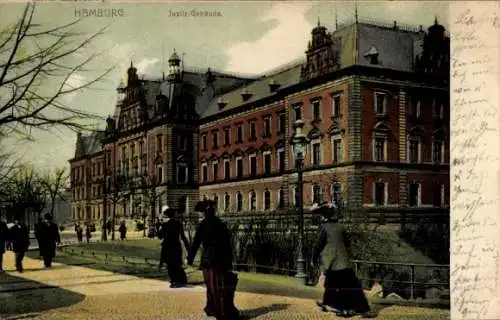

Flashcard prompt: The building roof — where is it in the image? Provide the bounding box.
[200,19,436,119]
[73,130,106,159]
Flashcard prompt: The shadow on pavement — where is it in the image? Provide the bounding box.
[0,272,86,317]
[240,303,289,319]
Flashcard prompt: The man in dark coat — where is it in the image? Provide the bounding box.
[38,213,61,268]
[311,202,374,318]
[187,200,239,320]
[9,216,30,272]
[0,217,9,272]
[158,207,190,288]
[118,221,127,240]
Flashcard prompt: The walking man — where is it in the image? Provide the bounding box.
[38,214,61,268]
[0,216,9,272]
[9,216,30,272]
[118,221,127,240]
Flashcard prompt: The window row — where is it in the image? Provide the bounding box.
[200,112,286,150]
[208,189,284,212]
[201,148,286,182]
[372,135,446,163]
[370,180,446,207]
[407,96,445,120]
[292,92,343,122]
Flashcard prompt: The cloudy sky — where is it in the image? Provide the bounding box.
[0,1,449,171]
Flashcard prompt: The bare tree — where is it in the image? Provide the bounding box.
[0,3,114,138]
[40,166,69,218]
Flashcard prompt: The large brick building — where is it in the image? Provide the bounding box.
[69,18,450,224]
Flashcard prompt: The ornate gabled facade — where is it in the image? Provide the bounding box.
[69,18,450,225]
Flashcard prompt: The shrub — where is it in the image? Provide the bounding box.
[59,225,65,232]
[135,220,145,231]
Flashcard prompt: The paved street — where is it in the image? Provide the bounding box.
[0,252,450,320]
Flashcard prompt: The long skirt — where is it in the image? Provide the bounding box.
[322,268,370,314]
[202,268,239,320]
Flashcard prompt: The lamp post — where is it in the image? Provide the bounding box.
[291,119,309,285]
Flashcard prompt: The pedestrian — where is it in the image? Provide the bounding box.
[106,220,112,236]
[118,221,127,240]
[76,223,83,243]
[0,217,9,272]
[9,216,30,272]
[85,224,91,243]
[187,200,239,320]
[311,202,374,318]
[158,206,190,288]
[38,214,61,268]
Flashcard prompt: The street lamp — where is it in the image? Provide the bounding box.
[290,119,309,285]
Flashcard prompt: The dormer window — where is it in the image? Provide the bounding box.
[217,97,227,110]
[241,87,252,101]
[269,79,280,92]
[364,46,379,65]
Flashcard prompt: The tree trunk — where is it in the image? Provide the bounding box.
[111,201,116,240]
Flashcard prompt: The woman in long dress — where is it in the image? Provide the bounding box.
[158,207,190,288]
[187,200,239,320]
[312,202,374,318]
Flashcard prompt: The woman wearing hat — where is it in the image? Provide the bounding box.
[157,206,190,288]
[187,199,239,320]
[311,202,374,318]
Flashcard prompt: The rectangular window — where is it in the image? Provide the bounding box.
[236,157,243,178]
[312,142,321,166]
[263,152,271,175]
[212,161,219,181]
[408,98,421,118]
[176,163,188,184]
[332,94,341,117]
[293,104,302,121]
[224,194,230,212]
[374,181,386,206]
[408,183,420,207]
[433,140,443,163]
[156,135,162,152]
[224,159,230,180]
[236,124,244,143]
[374,92,387,115]
[312,99,321,120]
[312,184,322,203]
[263,116,271,137]
[277,148,285,173]
[202,164,208,182]
[264,191,271,210]
[178,135,187,152]
[212,131,219,149]
[433,183,443,207]
[409,139,420,164]
[332,138,342,163]
[249,154,257,176]
[224,127,230,146]
[249,121,257,140]
[374,137,385,162]
[201,134,207,150]
[278,112,286,134]
[278,188,284,209]
[157,166,163,183]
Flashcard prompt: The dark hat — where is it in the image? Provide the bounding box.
[165,207,176,218]
[310,202,337,219]
[44,213,53,220]
[194,199,216,213]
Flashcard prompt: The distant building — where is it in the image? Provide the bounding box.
[68,18,450,224]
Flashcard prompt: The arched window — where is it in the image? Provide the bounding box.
[237,192,243,212]
[224,193,231,212]
[264,189,271,210]
[249,190,256,211]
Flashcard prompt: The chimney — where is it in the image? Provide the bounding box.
[268,79,280,92]
[217,97,227,110]
[241,87,252,102]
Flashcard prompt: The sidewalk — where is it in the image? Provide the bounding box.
[0,252,450,320]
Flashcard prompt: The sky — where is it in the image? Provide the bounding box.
[0,1,449,171]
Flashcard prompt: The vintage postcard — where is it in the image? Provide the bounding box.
[0,1,498,319]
